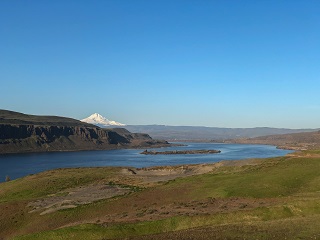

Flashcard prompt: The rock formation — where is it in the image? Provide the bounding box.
[0,110,169,154]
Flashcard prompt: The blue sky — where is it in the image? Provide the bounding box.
[1,0,320,128]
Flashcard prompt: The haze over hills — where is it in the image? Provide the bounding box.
[124,125,319,141]
[80,113,318,141]
[229,130,320,150]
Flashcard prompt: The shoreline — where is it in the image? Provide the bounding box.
[0,142,174,156]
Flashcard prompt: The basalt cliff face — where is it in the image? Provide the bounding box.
[0,110,169,154]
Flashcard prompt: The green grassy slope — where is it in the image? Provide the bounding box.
[1,152,320,239]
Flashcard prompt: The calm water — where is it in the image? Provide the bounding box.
[0,143,293,182]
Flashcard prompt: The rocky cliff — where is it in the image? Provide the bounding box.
[0,110,169,154]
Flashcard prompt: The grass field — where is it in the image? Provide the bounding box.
[1,151,320,239]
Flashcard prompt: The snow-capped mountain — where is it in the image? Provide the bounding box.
[81,113,126,127]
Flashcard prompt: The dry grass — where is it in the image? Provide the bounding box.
[0,151,320,239]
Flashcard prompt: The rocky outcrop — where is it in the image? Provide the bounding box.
[0,125,106,141]
[0,110,170,154]
[0,125,169,154]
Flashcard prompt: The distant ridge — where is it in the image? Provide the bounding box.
[229,130,320,150]
[81,113,125,127]
[123,125,319,141]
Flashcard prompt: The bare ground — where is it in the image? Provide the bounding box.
[27,184,131,215]
[27,159,262,216]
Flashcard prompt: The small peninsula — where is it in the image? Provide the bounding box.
[140,149,221,155]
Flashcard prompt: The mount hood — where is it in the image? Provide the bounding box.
[81,113,126,127]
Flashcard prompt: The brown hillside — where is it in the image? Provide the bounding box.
[229,130,320,150]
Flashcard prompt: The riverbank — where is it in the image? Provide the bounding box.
[2,149,320,239]
[0,143,291,182]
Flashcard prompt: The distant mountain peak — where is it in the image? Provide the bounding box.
[81,113,126,127]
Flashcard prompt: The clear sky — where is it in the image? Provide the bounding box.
[1,0,320,128]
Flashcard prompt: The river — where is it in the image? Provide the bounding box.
[0,143,293,182]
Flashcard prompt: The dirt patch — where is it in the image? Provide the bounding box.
[120,159,261,184]
[27,160,260,216]
[28,184,131,215]
[121,163,221,183]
